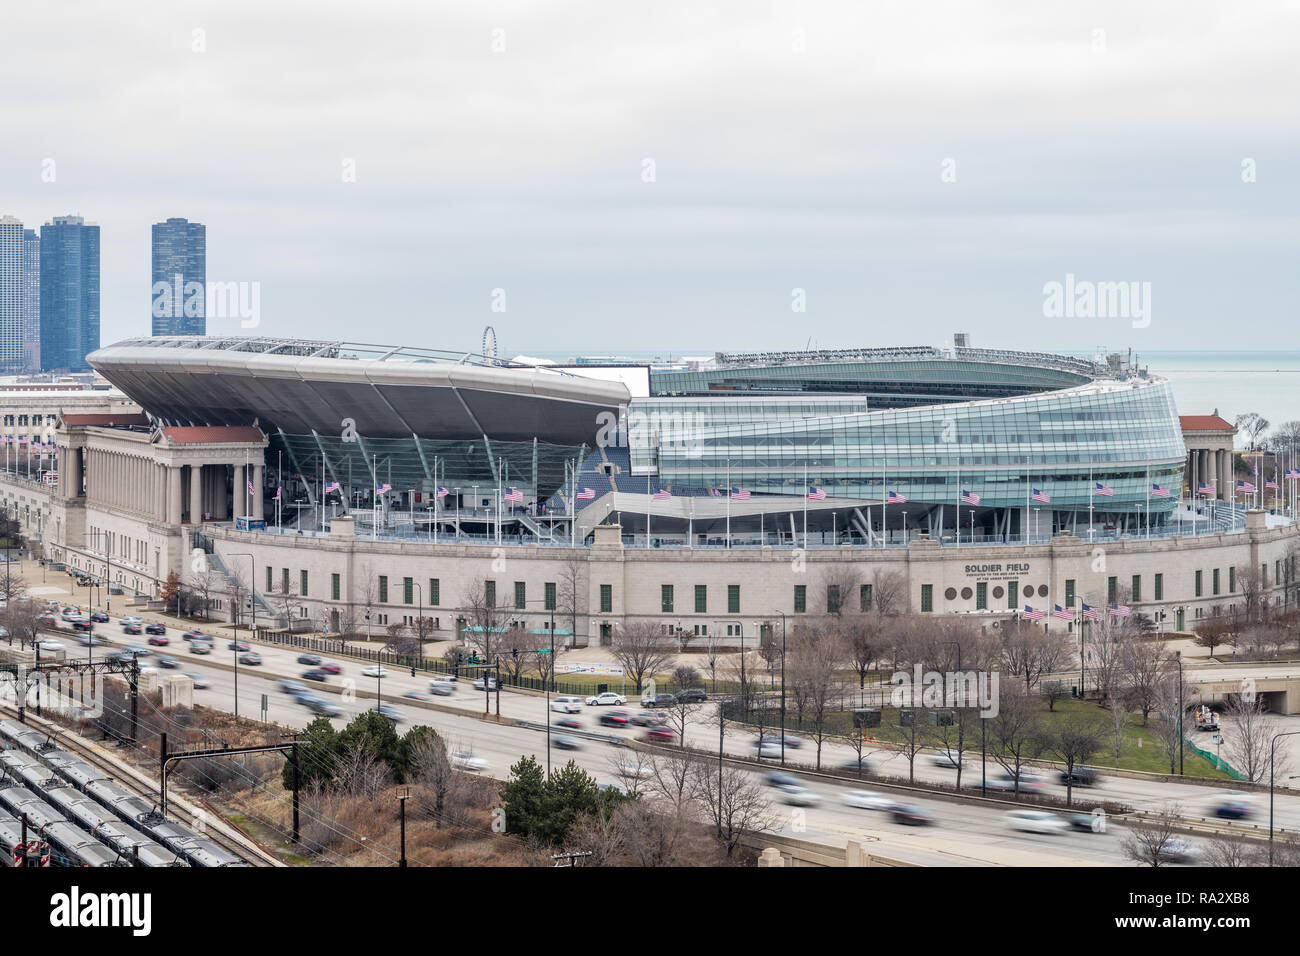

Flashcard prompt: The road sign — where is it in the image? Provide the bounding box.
[537,648,551,654]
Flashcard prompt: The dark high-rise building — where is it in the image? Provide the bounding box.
[23,228,40,371]
[151,217,206,336]
[39,215,100,372]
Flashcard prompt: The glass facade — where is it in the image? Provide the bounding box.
[39,216,99,372]
[151,217,206,337]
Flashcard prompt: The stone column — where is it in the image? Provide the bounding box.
[190,464,203,523]
[233,464,245,518]
[1191,448,1199,493]
[1221,448,1231,501]
[167,466,183,526]
[252,464,264,520]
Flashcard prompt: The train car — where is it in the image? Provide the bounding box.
[84,778,156,825]
[45,786,185,867]
[0,811,50,867]
[0,785,66,833]
[0,750,56,791]
[42,821,126,867]
[45,753,111,792]
[0,720,50,752]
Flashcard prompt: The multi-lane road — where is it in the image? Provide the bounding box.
[30,610,1298,866]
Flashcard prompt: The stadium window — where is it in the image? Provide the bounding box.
[859,583,872,612]
[485,580,496,607]
[1229,567,1236,593]
[921,584,933,613]
[793,585,806,613]
[728,584,740,614]
[1107,577,1117,604]
[1154,573,1163,600]
[404,577,414,604]
[1007,580,1018,610]
[1212,569,1220,595]
[1131,575,1141,603]
[379,575,389,603]
[545,582,556,611]
[301,570,309,596]
[600,584,612,613]
[1195,570,1203,597]
[514,581,526,609]
[331,573,340,601]
[976,582,987,610]
[826,584,841,614]
[429,579,440,605]
[1064,579,1075,608]
[281,568,289,594]
[661,584,674,613]
[695,584,707,614]
[265,566,272,591]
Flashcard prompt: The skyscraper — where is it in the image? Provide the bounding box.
[39,215,100,372]
[151,217,206,336]
[0,216,22,373]
[23,229,40,371]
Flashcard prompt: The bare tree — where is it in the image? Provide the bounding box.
[610,621,676,693]
[985,686,1043,798]
[554,551,587,648]
[1120,635,1167,726]
[1120,803,1189,867]
[662,696,704,749]
[409,730,457,828]
[786,622,847,769]
[1152,666,1191,775]
[871,569,907,617]
[646,750,700,817]
[690,760,772,856]
[1222,692,1293,784]
[334,737,390,799]
[820,566,860,617]
[999,619,1071,694]
[1044,712,1108,806]
[1235,412,1270,449]
[463,576,506,664]
[1193,615,1229,658]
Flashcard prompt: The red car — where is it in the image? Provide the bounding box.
[644,726,677,743]
[147,635,170,646]
[123,623,142,635]
[319,661,342,675]
[556,717,582,729]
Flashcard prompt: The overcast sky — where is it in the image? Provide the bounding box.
[2,1,1297,357]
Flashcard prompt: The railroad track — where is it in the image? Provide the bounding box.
[0,703,280,867]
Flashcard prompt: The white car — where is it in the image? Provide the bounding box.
[755,741,783,759]
[779,785,822,807]
[930,750,968,769]
[120,616,142,627]
[841,790,896,811]
[37,639,65,653]
[550,696,583,713]
[450,752,488,772]
[60,607,84,620]
[585,692,626,707]
[186,673,212,690]
[1003,810,1068,834]
[361,665,389,678]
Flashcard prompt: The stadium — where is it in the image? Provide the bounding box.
[87,336,1193,546]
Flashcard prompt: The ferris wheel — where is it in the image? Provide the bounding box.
[482,325,498,364]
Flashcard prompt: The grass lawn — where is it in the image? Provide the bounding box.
[228,812,314,867]
[763,694,1234,780]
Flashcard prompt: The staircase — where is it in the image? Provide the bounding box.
[206,548,283,627]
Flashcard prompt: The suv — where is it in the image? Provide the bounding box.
[640,692,675,708]
[550,696,583,713]
[674,688,707,704]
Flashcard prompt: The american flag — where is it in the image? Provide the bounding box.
[576,487,595,500]
[1198,481,1215,494]
[1267,476,1279,490]
[1032,488,1050,503]
[503,486,522,502]
[1287,469,1300,480]
[436,486,450,498]
[1022,605,1044,621]
[1081,602,1101,621]
[274,485,281,500]
[709,488,723,498]
[1052,604,1074,620]
[1108,603,1131,618]
[1094,482,1113,497]
[730,487,750,501]
[652,488,671,500]
[377,482,393,495]
[326,481,340,493]
[247,479,255,495]
[809,487,827,500]
[1151,483,1170,498]
[961,490,980,505]
[1237,479,1255,494]
[887,491,906,504]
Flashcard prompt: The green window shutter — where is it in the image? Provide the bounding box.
[1154,573,1163,601]
[1107,577,1116,604]
[1213,569,1220,595]
[1065,579,1075,608]
[514,581,526,609]
[600,584,612,613]
[728,584,740,614]
[976,582,987,610]
[485,580,496,607]
[1195,570,1202,597]
[301,570,309,596]
[860,584,872,612]
[661,585,674,613]
[430,579,440,605]
[921,584,933,613]
[545,582,556,611]
[1131,575,1140,602]
[379,576,388,603]
[694,585,707,613]
[331,573,340,601]
[793,585,806,613]
[404,577,414,604]
[1007,580,1018,610]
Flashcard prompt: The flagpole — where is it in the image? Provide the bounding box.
[881,455,886,549]
[1145,464,1150,539]
[955,455,960,547]
[646,475,651,549]
[1088,466,1094,542]
[802,463,808,550]
[726,460,731,549]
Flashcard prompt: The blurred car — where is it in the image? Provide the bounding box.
[1004,810,1068,834]
[451,752,488,772]
[182,631,207,643]
[640,692,676,708]
[930,750,968,769]
[598,710,630,727]
[37,639,65,653]
[156,656,179,669]
[674,688,707,704]
[1067,813,1106,833]
[1213,796,1254,820]
[361,665,389,678]
[585,692,626,707]
[779,785,821,807]
[297,653,322,665]
[374,704,403,722]
[472,676,499,691]
[630,710,667,727]
[402,690,432,702]
[319,662,342,675]
[891,804,934,826]
[70,619,92,632]
[765,771,800,789]
[430,674,457,685]
[1162,838,1203,864]
[122,645,151,658]
[89,611,109,623]
[280,679,310,697]
[841,790,896,811]
[838,759,874,776]
[61,607,86,621]
[428,683,454,697]
[77,633,103,647]
[238,651,262,665]
[122,623,142,635]
[550,695,583,713]
[643,726,676,743]
[309,699,344,718]
[145,623,166,636]
[755,740,784,759]
[556,717,582,729]
[987,770,1045,791]
[1059,767,1100,787]
[554,734,582,750]
[188,641,212,655]
[186,673,211,690]
[302,668,329,682]
[37,613,58,627]
[615,757,653,779]
[119,615,142,627]
[228,640,250,652]
[147,635,170,646]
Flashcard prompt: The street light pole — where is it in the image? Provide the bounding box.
[775,610,787,767]
[228,552,256,720]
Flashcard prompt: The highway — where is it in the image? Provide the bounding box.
[31,611,1297,866]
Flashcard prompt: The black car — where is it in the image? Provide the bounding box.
[122,623,142,635]
[891,804,934,826]
[302,668,329,682]
[145,623,166,636]
[89,611,109,623]
[641,693,675,709]
[1059,767,1099,787]
[71,620,93,632]
[674,688,707,704]
[298,653,322,665]
[598,710,630,727]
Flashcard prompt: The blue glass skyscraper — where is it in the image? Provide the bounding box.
[23,228,40,371]
[151,217,206,336]
[39,215,100,372]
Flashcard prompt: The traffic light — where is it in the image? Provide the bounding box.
[512,648,518,659]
